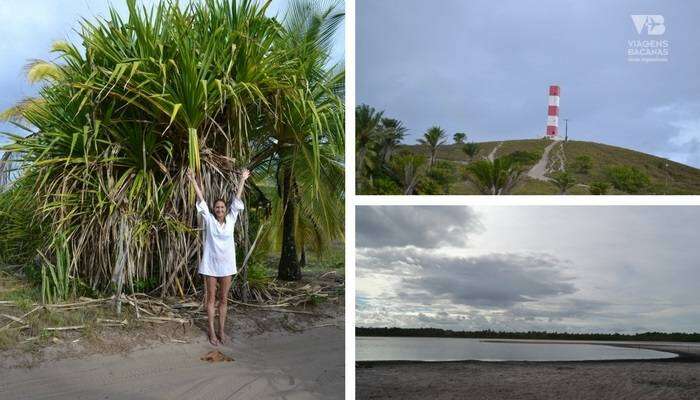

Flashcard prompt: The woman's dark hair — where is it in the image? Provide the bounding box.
[213,199,227,208]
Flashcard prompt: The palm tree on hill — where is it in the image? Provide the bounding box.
[419,125,447,168]
[453,132,466,144]
[356,104,384,179]
[462,142,480,162]
[378,117,407,165]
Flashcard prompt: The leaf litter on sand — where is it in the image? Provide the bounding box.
[201,350,234,363]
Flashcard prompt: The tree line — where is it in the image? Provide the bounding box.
[356,327,700,342]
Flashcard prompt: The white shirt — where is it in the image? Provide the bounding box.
[196,198,244,277]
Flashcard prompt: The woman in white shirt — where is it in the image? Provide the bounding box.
[186,168,250,346]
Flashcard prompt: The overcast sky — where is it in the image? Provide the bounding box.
[356,206,700,334]
[0,0,344,144]
[357,0,700,167]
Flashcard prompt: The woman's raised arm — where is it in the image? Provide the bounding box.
[186,168,205,203]
[235,169,251,200]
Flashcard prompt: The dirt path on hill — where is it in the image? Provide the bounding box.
[487,142,503,161]
[527,141,559,181]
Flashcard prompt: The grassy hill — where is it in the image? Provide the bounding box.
[400,139,700,195]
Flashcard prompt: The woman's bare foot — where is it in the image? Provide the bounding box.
[208,332,220,346]
[217,331,230,345]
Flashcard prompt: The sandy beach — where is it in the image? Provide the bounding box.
[356,344,700,400]
[0,304,344,400]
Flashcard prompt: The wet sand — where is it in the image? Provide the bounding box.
[356,343,700,400]
[0,325,343,400]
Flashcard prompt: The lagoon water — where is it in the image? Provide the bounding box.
[356,337,678,362]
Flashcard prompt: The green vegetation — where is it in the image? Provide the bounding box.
[461,142,480,161]
[418,126,447,168]
[356,109,700,195]
[605,165,651,194]
[550,171,576,195]
[0,0,345,306]
[572,155,593,174]
[39,234,74,304]
[464,157,524,195]
[589,181,610,195]
[356,327,700,342]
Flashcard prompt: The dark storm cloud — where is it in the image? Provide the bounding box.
[356,206,481,248]
[357,0,700,166]
[401,253,576,307]
[360,248,576,308]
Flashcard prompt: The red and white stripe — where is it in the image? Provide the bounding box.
[546,85,560,138]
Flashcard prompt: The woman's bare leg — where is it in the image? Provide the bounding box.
[204,276,219,346]
[217,275,233,344]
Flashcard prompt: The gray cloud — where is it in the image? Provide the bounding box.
[356,206,700,333]
[361,248,576,308]
[357,0,700,166]
[356,206,481,248]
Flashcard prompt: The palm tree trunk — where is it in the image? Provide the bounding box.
[277,165,301,281]
[357,147,367,174]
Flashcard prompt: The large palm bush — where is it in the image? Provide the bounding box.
[0,0,344,296]
[465,157,523,195]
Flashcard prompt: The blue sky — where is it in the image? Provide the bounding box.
[357,0,700,167]
[0,0,344,143]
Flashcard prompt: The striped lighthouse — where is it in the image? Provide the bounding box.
[546,85,560,139]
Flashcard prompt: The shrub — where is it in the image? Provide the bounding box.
[364,175,401,195]
[416,176,441,195]
[605,166,650,193]
[550,171,576,194]
[573,155,593,174]
[588,181,610,195]
[425,161,458,193]
[502,150,539,166]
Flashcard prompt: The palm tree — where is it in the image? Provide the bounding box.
[464,157,523,195]
[257,0,344,281]
[550,171,576,194]
[418,126,446,168]
[453,132,466,144]
[378,117,407,165]
[462,142,480,162]
[355,104,383,180]
[391,154,425,195]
